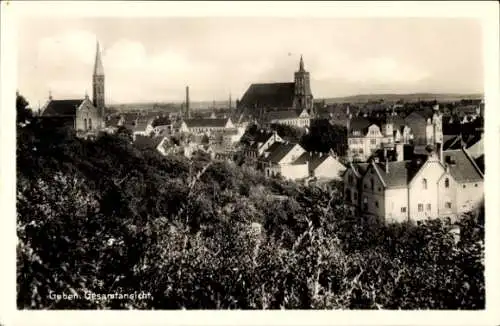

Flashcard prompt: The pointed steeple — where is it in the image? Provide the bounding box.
[94,41,104,76]
[299,55,304,72]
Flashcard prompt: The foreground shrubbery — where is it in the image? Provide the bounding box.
[16,102,484,309]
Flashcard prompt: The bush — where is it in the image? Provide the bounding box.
[16,113,484,309]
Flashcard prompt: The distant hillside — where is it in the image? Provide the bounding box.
[317,93,483,104]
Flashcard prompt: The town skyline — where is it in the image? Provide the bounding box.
[18,17,483,107]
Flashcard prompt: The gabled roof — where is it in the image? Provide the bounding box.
[41,99,84,117]
[265,142,298,164]
[443,149,483,183]
[262,141,283,154]
[184,118,229,128]
[239,82,295,110]
[349,117,373,135]
[294,152,330,169]
[371,160,422,189]
[134,135,164,150]
[345,162,370,178]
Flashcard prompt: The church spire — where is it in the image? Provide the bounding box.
[94,41,104,76]
[299,55,304,72]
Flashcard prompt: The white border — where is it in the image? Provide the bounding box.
[1,1,499,326]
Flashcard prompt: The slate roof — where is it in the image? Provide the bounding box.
[268,110,301,121]
[239,82,295,110]
[294,152,330,169]
[443,149,483,183]
[134,135,164,150]
[42,99,84,117]
[372,160,422,189]
[348,117,372,136]
[262,141,283,154]
[184,118,229,128]
[265,142,297,164]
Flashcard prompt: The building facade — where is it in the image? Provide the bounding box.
[343,147,484,223]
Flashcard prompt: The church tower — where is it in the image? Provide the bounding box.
[93,41,105,123]
[293,55,314,115]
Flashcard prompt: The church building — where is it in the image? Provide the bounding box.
[41,41,106,134]
[237,56,315,124]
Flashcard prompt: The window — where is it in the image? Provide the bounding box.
[445,178,450,188]
[371,139,376,145]
[348,175,354,184]
[370,178,374,191]
[475,184,478,187]
[353,192,357,200]
[378,187,381,192]
[88,118,92,130]
[363,197,368,211]
[445,202,452,209]
[375,201,379,208]
[418,204,424,212]
[463,184,466,188]
[422,178,428,189]
[401,207,407,213]
[345,189,352,202]
[426,203,431,211]
[83,119,87,130]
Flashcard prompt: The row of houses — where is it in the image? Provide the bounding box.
[346,104,444,162]
[243,130,346,182]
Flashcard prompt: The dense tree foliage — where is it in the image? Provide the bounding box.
[301,119,348,156]
[17,95,484,309]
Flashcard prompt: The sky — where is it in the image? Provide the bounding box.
[17,17,483,106]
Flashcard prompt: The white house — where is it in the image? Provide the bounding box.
[261,142,308,180]
[180,117,235,135]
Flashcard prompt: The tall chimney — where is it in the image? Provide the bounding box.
[185,86,190,119]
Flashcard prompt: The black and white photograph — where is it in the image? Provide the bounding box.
[2,1,500,325]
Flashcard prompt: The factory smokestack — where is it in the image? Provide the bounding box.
[185,86,190,119]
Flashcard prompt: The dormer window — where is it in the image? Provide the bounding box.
[422,178,428,189]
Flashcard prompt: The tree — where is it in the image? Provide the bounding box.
[17,92,32,125]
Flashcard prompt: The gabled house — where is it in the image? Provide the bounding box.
[244,130,283,159]
[347,117,384,161]
[343,162,370,214]
[345,146,484,223]
[261,142,308,180]
[294,151,346,180]
[151,116,173,135]
[133,135,169,156]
